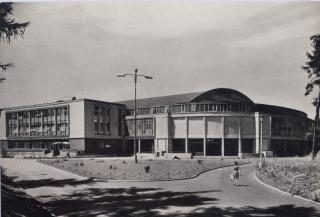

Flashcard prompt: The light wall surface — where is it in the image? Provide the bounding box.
[69,101,85,138]
[0,111,6,140]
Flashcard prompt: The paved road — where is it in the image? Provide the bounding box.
[1,159,319,217]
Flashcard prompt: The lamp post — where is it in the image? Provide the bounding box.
[117,69,153,163]
[259,116,263,169]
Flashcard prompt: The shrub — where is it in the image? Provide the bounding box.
[122,160,127,164]
[79,162,84,166]
[109,165,113,170]
[144,165,150,173]
[197,160,203,165]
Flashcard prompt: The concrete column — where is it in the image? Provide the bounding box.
[221,116,225,157]
[238,117,242,158]
[203,116,207,156]
[28,111,31,136]
[154,139,158,157]
[138,139,141,154]
[54,108,57,136]
[40,110,43,135]
[185,117,188,153]
[255,112,260,154]
[269,116,272,137]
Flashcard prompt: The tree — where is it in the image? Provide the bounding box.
[0,2,29,73]
[302,34,320,160]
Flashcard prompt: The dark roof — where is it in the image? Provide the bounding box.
[117,88,254,108]
[253,104,307,118]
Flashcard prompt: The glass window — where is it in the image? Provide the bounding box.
[93,105,111,135]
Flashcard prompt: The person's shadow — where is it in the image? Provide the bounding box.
[237,184,250,187]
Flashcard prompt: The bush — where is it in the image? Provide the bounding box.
[79,162,84,166]
[258,158,320,201]
[144,165,150,173]
[197,160,203,165]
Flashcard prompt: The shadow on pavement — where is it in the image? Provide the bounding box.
[1,169,54,217]
[3,170,319,217]
[45,187,220,217]
[15,178,94,189]
[188,205,319,217]
[42,186,319,217]
[236,184,251,187]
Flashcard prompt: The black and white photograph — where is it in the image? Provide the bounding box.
[0,0,320,216]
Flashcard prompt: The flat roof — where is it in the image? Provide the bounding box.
[1,98,125,112]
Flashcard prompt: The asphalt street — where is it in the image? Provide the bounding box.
[1,158,319,217]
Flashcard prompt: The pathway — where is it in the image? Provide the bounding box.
[1,158,319,217]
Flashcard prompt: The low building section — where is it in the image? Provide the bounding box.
[0,88,312,158]
[0,98,127,157]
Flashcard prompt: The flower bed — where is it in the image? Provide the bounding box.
[256,157,320,202]
[38,158,250,181]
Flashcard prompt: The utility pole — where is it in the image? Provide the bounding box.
[117,69,153,163]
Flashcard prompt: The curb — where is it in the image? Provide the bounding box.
[253,171,320,207]
[94,162,252,182]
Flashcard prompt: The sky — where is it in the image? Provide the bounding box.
[0,1,320,118]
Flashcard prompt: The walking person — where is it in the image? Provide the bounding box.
[231,161,240,186]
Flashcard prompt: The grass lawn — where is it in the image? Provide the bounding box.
[38,158,250,181]
[256,157,320,202]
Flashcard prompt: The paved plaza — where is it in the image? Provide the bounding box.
[1,158,320,217]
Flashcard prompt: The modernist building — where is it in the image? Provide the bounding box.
[0,88,312,158]
[0,98,127,157]
[120,88,312,158]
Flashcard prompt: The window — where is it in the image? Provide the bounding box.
[155,106,166,113]
[30,110,41,136]
[6,106,69,138]
[93,105,111,135]
[125,118,153,136]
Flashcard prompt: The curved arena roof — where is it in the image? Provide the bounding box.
[117,88,307,118]
[118,88,254,108]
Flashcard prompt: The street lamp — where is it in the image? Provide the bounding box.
[117,68,153,163]
[259,116,263,169]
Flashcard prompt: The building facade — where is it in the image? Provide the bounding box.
[0,88,312,158]
[120,88,312,158]
[0,98,127,157]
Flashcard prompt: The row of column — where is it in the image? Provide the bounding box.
[180,116,243,157]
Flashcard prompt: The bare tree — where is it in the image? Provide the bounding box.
[0,2,29,73]
[302,34,320,160]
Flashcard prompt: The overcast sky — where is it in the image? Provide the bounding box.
[0,1,320,118]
